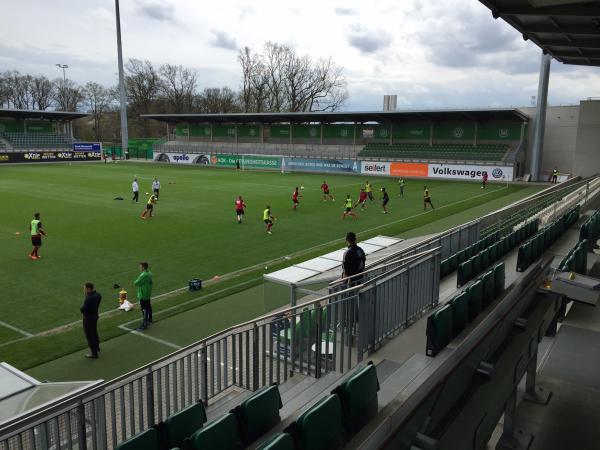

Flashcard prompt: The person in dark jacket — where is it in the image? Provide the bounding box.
[81,282,102,359]
[342,232,366,286]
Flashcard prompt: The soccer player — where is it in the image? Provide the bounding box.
[342,195,358,220]
[423,186,434,210]
[29,212,47,260]
[132,177,139,203]
[292,187,302,211]
[365,181,374,202]
[398,178,405,197]
[381,187,390,214]
[263,206,276,234]
[551,167,559,184]
[321,180,334,201]
[355,188,368,210]
[152,178,161,199]
[141,194,157,219]
[481,172,488,189]
[235,196,246,224]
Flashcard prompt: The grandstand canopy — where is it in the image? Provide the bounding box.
[0,108,88,121]
[478,0,600,66]
[142,108,528,124]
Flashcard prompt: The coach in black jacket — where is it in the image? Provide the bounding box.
[342,232,366,286]
[81,282,102,359]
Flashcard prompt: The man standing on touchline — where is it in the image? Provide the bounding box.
[81,282,102,359]
[342,231,366,287]
[135,262,153,330]
[152,178,161,199]
[132,177,139,203]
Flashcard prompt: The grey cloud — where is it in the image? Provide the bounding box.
[137,1,176,22]
[348,26,393,54]
[334,7,356,16]
[209,30,238,51]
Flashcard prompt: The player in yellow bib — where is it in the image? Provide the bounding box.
[423,186,434,210]
[365,181,374,202]
[263,206,276,234]
[342,195,358,220]
[141,194,157,219]
[29,212,47,260]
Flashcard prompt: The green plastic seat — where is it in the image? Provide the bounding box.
[471,253,482,278]
[482,270,495,308]
[441,258,450,278]
[466,280,483,322]
[235,385,282,444]
[287,394,344,450]
[517,241,531,272]
[480,249,490,272]
[493,263,505,297]
[185,413,242,450]
[450,291,469,336]
[332,362,379,437]
[164,402,207,448]
[114,428,161,450]
[256,433,295,450]
[426,304,454,356]
[457,259,473,288]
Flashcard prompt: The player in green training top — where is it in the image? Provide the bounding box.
[263,206,276,234]
[341,195,358,220]
[29,212,47,260]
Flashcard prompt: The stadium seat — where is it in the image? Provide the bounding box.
[481,271,495,308]
[184,413,242,450]
[256,433,295,450]
[114,428,161,450]
[285,394,344,450]
[441,258,450,278]
[516,242,531,272]
[234,384,282,444]
[450,291,469,336]
[456,249,465,265]
[466,280,483,322]
[471,253,482,278]
[488,242,497,264]
[332,362,379,437]
[480,249,490,273]
[493,263,505,297]
[449,253,458,272]
[163,401,207,448]
[457,259,473,288]
[426,304,454,356]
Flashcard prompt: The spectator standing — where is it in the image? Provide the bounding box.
[134,262,153,329]
[81,282,102,359]
[132,177,139,203]
[342,232,366,287]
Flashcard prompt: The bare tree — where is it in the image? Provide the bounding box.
[53,78,84,111]
[238,47,269,112]
[84,82,115,141]
[31,76,54,110]
[3,71,34,109]
[158,64,197,113]
[196,87,239,113]
[0,73,11,108]
[125,59,160,113]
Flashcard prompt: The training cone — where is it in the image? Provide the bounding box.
[212,275,220,281]
[15,232,20,236]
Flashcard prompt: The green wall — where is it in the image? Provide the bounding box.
[433,121,475,140]
[392,122,430,140]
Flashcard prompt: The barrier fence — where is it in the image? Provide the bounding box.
[0,249,440,450]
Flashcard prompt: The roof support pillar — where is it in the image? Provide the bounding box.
[531,52,552,182]
[389,123,393,145]
[473,122,478,147]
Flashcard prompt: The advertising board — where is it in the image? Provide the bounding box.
[153,152,211,164]
[281,158,359,173]
[0,151,102,163]
[428,163,513,181]
[211,154,281,169]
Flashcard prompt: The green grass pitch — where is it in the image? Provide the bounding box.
[0,162,543,375]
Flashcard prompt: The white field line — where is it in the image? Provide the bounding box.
[119,325,183,350]
[0,184,508,349]
[0,320,33,337]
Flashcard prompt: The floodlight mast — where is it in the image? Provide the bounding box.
[115,0,129,159]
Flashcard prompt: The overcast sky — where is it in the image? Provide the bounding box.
[1,0,599,110]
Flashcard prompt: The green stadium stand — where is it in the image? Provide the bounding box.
[285,394,344,450]
[0,132,73,149]
[426,304,454,357]
[114,428,161,450]
[184,413,242,450]
[331,362,380,437]
[255,433,295,450]
[162,401,207,449]
[233,384,282,444]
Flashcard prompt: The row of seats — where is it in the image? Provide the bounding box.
[359,143,509,162]
[0,132,73,149]
[516,206,580,273]
[427,262,505,356]
[455,220,539,287]
[580,208,600,251]
[363,143,508,151]
[115,383,282,450]
[262,362,379,450]
[441,231,500,279]
[558,239,588,274]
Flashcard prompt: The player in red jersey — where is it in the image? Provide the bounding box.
[235,196,246,224]
[320,181,335,201]
[292,187,302,211]
[355,188,368,210]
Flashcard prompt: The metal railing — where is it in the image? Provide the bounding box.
[0,249,440,450]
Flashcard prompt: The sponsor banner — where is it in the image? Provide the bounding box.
[390,162,429,177]
[211,154,281,169]
[360,161,391,176]
[428,163,513,181]
[281,158,359,173]
[153,152,211,165]
[0,151,101,163]
[73,142,102,152]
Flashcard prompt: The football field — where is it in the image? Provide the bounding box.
[0,162,543,378]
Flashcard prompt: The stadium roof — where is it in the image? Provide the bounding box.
[478,0,600,67]
[142,108,528,124]
[0,108,89,121]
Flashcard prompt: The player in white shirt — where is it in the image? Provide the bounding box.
[132,177,139,203]
[152,178,161,200]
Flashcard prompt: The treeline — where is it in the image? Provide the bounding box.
[0,42,347,142]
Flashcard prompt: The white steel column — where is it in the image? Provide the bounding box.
[115,0,129,158]
[531,52,552,182]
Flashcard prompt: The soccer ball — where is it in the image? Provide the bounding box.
[300,186,304,190]
[145,192,149,195]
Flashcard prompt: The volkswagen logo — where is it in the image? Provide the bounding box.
[492,168,503,178]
